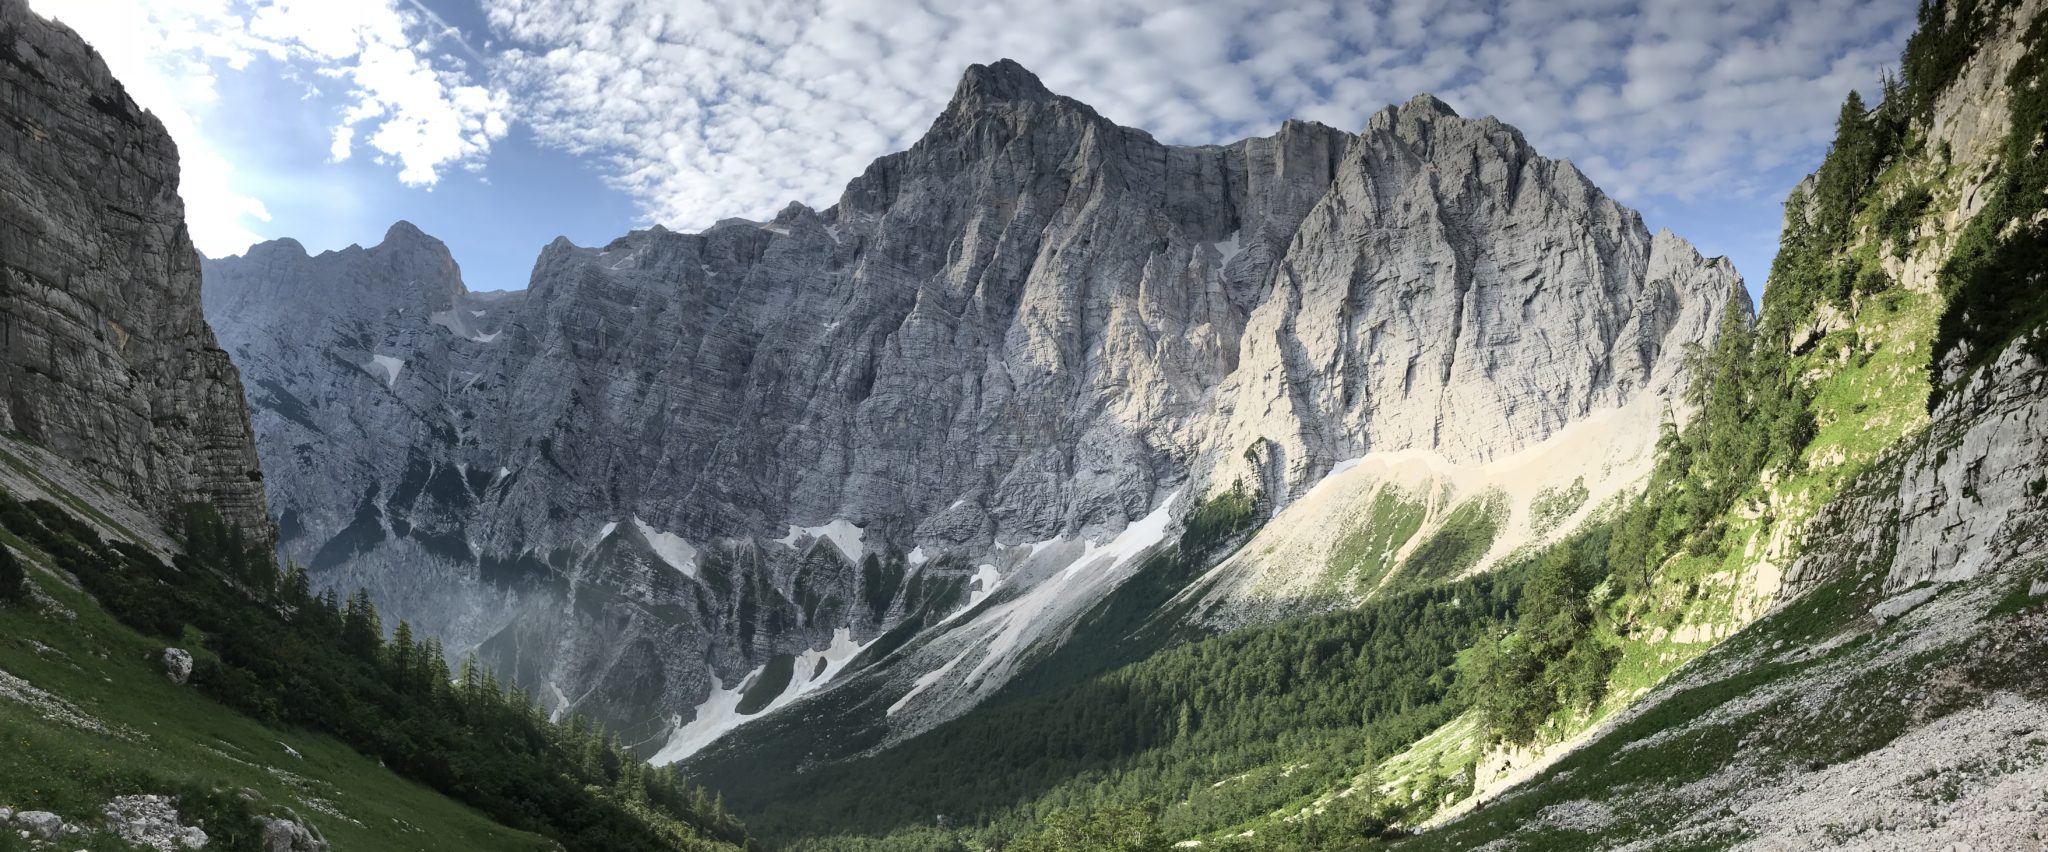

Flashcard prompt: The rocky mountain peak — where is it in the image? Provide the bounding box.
[947,58,1055,108]
[1400,92,1459,118]
[206,44,1744,755]
[1367,92,1475,141]
[238,236,310,263]
[381,218,436,247]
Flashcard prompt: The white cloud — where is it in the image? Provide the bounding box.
[478,0,1916,236]
[26,0,1918,278]
[26,0,506,255]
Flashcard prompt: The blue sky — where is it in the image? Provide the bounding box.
[35,0,1916,299]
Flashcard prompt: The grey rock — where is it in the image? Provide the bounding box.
[205,60,1741,751]
[162,648,192,686]
[258,816,325,852]
[103,795,208,851]
[0,0,270,543]
[14,811,62,840]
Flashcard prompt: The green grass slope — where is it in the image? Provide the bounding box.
[0,436,751,851]
[0,543,558,851]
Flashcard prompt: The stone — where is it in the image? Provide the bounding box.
[162,648,193,686]
[259,816,327,852]
[103,795,207,851]
[0,0,270,544]
[15,811,62,840]
[204,58,1744,748]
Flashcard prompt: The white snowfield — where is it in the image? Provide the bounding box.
[364,354,404,388]
[652,627,873,764]
[778,519,869,564]
[880,490,1185,728]
[652,490,1187,760]
[632,517,701,579]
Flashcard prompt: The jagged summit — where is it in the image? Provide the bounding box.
[948,58,1055,107]
[1399,92,1458,118]
[206,40,1744,766]
[382,219,435,245]
[238,236,309,261]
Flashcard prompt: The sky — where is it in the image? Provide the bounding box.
[31,0,1917,299]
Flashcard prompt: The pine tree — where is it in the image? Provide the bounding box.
[340,589,382,659]
[280,561,311,605]
[0,544,26,603]
[391,620,415,689]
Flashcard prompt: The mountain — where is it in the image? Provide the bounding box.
[11,0,2044,845]
[0,0,268,541]
[666,0,2048,847]
[204,60,1744,763]
[0,1,747,849]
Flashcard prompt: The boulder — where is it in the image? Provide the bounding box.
[14,810,63,840]
[163,648,193,685]
[260,816,327,852]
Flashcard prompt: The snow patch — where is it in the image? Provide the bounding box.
[966,564,1002,609]
[793,627,872,698]
[632,516,700,579]
[546,681,570,723]
[776,519,868,563]
[365,354,403,388]
[651,671,757,764]
[1067,494,1180,576]
[1213,230,1244,270]
[651,629,878,764]
[888,650,968,717]
[429,308,466,336]
[961,492,1181,688]
[594,521,619,548]
[908,545,930,566]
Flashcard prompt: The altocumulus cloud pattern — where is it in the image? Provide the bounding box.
[44,0,1913,259]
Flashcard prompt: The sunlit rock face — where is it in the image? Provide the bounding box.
[205,58,1741,756]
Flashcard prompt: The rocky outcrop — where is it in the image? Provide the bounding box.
[103,795,209,851]
[0,0,269,541]
[258,815,326,852]
[206,60,1741,754]
[1890,339,2048,588]
[11,809,63,840]
[161,648,192,686]
[1789,336,2048,596]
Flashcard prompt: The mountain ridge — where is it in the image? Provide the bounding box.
[204,56,1742,764]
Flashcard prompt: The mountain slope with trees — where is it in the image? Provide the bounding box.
[690,0,2048,847]
[0,434,752,850]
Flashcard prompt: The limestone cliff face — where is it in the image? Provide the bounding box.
[0,0,268,540]
[206,60,1741,754]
